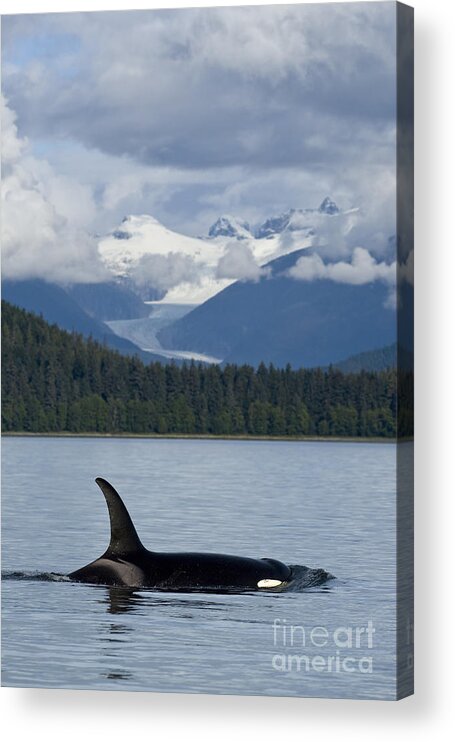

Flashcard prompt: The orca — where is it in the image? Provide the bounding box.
[68,478,292,591]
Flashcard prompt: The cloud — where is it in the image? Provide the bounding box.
[1,5,399,256]
[130,252,199,292]
[216,242,269,282]
[2,5,396,172]
[198,164,396,253]
[295,207,360,260]
[288,247,396,286]
[398,249,414,287]
[1,96,107,283]
[1,96,26,164]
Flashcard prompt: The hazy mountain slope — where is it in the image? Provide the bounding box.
[1,279,163,362]
[97,198,348,304]
[158,250,396,368]
[66,281,149,321]
[332,344,397,373]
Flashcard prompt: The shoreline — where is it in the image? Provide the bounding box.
[1,431,402,444]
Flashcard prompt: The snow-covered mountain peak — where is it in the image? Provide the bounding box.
[99,214,236,304]
[256,198,342,238]
[256,208,319,239]
[208,215,252,240]
[318,197,340,215]
[99,199,353,305]
[255,210,295,239]
[112,214,165,240]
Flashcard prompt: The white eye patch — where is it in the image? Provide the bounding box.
[257,579,283,588]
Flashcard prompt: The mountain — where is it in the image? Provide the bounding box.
[98,214,233,304]
[318,196,340,215]
[256,209,315,239]
[332,344,397,373]
[331,342,412,374]
[66,281,150,321]
[97,198,350,305]
[208,215,252,240]
[158,249,396,369]
[255,197,342,239]
[1,279,163,363]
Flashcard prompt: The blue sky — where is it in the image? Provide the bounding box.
[1,3,398,271]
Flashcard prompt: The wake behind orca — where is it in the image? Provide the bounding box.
[68,478,332,592]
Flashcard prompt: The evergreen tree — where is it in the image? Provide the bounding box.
[1,301,400,439]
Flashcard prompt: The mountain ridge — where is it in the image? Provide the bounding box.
[98,197,350,303]
[158,248,396,368]
[1,279,164,364]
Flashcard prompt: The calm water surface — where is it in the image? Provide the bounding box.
[2,437,397,699]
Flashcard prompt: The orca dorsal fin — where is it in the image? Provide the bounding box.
[95,478,145,555]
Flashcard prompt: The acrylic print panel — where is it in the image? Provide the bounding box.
[1,2,414,699]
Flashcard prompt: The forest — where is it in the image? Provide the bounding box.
[1,300,404,438]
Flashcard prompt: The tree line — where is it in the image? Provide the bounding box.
[1,300,404,438]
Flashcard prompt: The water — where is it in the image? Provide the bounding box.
[2,437,398,699]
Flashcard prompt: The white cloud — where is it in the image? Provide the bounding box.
[130,252,199,292]
[2,5,396,173]
[1,5,398,242]
[1,97,27,164]
[299,208,359,259]
[288,247,396,286]
[199,162,396,254]
[398,249,414,287]
[216,242,269,282]
[1,4,400,293]
[1,96,107,283]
